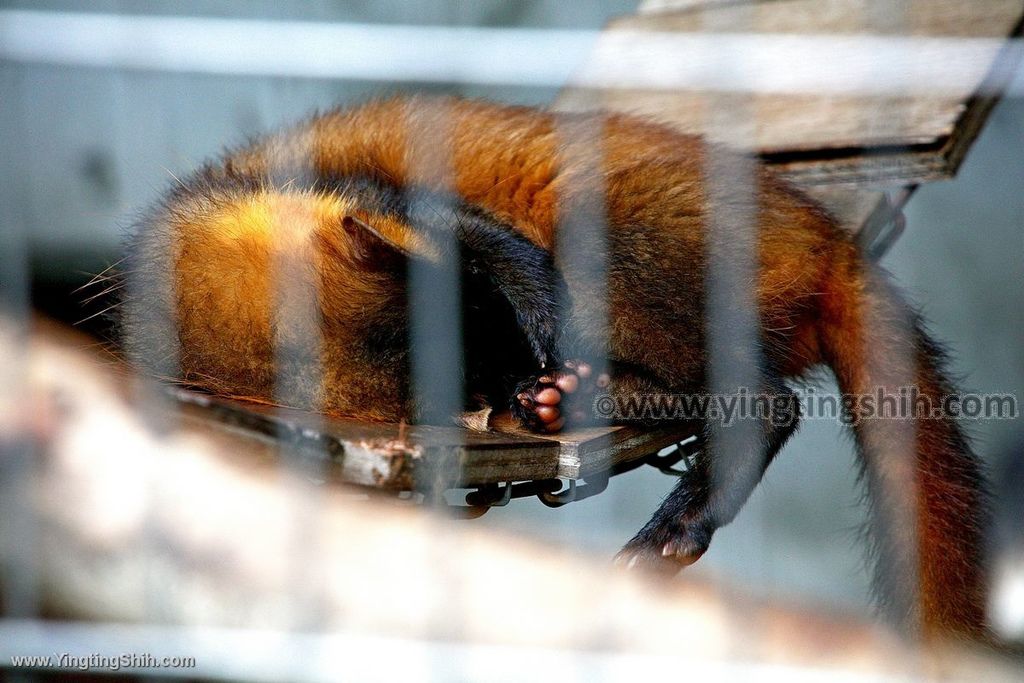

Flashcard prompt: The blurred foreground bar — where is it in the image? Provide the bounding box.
[559,0,1024,247]
[1,317,1021,680]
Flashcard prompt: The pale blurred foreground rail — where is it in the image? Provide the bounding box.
[0,317,1021,681]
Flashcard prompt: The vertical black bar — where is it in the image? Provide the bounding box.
[262,110,332,635]
[0,64,40,628]
[701,6,768,591]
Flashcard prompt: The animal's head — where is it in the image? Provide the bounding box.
[129,180,445,413]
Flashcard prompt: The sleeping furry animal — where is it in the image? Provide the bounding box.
[119,96,989,640]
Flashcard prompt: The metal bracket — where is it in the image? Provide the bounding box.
[449,478,563,517]
[856,187,914,261]
[539,472,611,507]
[638,435,701,476]
[443,434,702,516]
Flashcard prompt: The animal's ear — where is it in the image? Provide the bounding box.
[342,214,409,263]
[340,213,442,268]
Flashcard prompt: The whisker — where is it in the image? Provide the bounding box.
[80,281,126,305]
[72,258,127,293]
[162,165,188,191]
[75,300,123,326]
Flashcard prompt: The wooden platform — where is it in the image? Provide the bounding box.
[557,0,1024,238]
[561,0,1024,186]
[172,388,695,492]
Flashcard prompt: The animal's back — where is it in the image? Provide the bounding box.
[220,97,839,378]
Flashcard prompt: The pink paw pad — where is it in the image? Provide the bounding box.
[516,361,605,433]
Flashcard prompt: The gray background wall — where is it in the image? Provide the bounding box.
[2,0,1021,620]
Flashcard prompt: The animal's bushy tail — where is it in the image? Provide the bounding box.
[817,241,990,640]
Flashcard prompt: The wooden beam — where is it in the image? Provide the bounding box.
[557,0,1024,187]
[172,388,695,491]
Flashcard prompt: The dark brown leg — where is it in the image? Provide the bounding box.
[617,379,800,570]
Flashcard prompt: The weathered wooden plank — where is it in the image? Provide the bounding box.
[35,318,691,493]
[170,389,695,490]
[488,412,697,479]
[171,389,565,489]
[557,0,1024,186]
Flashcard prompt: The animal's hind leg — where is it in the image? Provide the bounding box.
[616,378,800,570]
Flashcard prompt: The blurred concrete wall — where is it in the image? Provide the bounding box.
[2,0,637,259]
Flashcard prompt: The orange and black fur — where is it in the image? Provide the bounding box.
[120,96,989,640]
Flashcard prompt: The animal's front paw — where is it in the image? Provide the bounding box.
[614,517,713,574]
[511,361,606,433]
